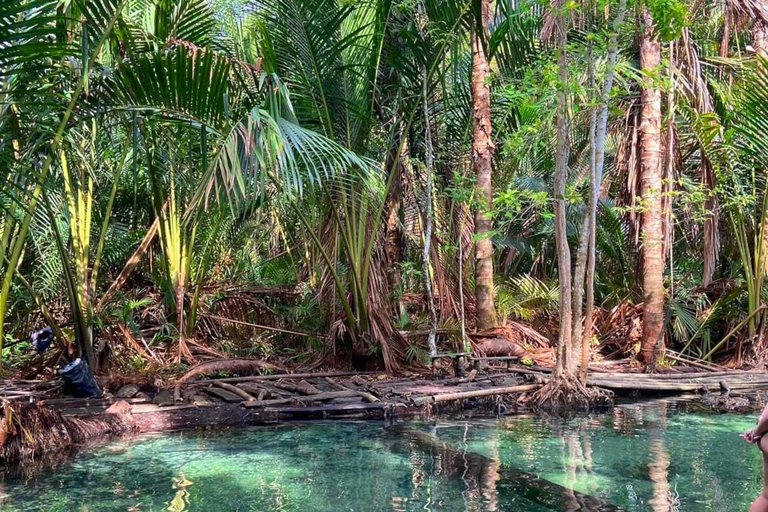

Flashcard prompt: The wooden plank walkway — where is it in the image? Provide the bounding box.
[3,365,767,426]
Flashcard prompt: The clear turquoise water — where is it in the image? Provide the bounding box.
[0,401,763,511]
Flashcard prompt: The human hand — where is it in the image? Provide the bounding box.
[742,429,757,443]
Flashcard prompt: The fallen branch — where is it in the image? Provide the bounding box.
[200,314,330,339]
[410,384,541,406]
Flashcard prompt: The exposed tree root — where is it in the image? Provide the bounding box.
[531,375,611,411]
[0,400,134,463]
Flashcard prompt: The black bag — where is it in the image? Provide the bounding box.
[30,326,54,354]
[61,358,102,398]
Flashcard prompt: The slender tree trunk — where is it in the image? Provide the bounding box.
[422,59,438,356]
[751,4,768,350]
[471,0,497,331]
[581,0,628,382]
[754,11,768,278]
[384,130,405,318]
[571,39,595,373]
[638,7,665,371]
[552,0,573,380]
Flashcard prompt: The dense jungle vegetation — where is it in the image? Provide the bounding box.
[2,0,768,403]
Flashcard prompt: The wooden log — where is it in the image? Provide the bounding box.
[203,387,244,403]
[205,371,379,384]
[273,380,321,395]
[241,398,298,407]
[587,379,704,392]
[323,377,348,391]
[264,402,389,416]
[242,390,378,407]
[237,382,291,397]
[42,396,152,409]
[214,382,256,401]
[355,390,379,403]
[411,384,541,406]
[578,370,754,380]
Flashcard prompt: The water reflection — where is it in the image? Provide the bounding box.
[0,402,762,512]
[166,472,193,512]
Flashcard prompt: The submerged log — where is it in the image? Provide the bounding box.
[262,402,390,418]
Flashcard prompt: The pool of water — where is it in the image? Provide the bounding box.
[0,400,763,511]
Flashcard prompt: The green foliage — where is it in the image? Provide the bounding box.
[0,0,766,372]
[496,275,559,322]
[645,0,688,42]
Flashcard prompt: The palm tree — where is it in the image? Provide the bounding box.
[471,0,497,331]
[0,0,129,358]
[0,0,375,368]
[638,6,665,371]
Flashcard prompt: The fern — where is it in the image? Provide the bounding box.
[496,274,559,323]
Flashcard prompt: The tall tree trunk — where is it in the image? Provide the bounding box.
[471,0,497,331]
[421,57,438,356]
[384,129,405,319]
[533,0,599,407]
[552,0,574,380]
[570,38,595,375]
[581,0,628,382]
[638,7,665,371]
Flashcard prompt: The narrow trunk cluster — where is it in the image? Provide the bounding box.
[579,0,628,381]
[551,0,574,379]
